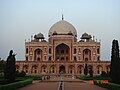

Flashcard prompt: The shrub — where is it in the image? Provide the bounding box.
[94,80,120,90]
[15,71,26,77]
[0,79,32,90]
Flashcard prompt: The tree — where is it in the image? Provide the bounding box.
[84,63,88,76]
[4,50,16,83]
[89,67,93,77]
[110,39,120,84]
[0,59,6,76]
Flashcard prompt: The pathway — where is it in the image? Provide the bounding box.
[17,77,108,90]
[63,77,108,90]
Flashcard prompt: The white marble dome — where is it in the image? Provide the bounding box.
[48,20,77,37]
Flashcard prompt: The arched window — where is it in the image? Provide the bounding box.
[44,56,46,60]
[74,48,76,54]
[97,48,100,54]
[97,66,103,74]
[97,67,100,74]
[42,67,46,72]
[49,48,51,54]
[66,50,68,54]
[106,65,110,73]
[34,49,42,61]
[97,56,100,61]
[37,57,40,61]
[69,65,74,74]
[23,65,28,73]
[32,65,37,74]
[37,50,40,55]
[61,57,64,61]
[85,58,88,62]
[79,56,81,60]
[61,50,64,54]
[57,50,59,54]
[26,48,28,54]
[26,56,28,61]
[83,49,91,61]
[85,50,88,55]
[49,56,51,61]
[77,66,83,74]
[16,65,19,72]
[66,57,68,61]
[74,56,76,61]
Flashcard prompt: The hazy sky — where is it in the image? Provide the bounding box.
[0,0,120,60]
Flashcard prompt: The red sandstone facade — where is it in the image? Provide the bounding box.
[16,19,110,75]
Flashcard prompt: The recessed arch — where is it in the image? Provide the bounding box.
[41,65,47,73]
[97,65,103,74]
[23,65,29,73]
[16,65,20,72]
[59,65,65,74]
[68,65,75,74]
[77,65,84,74]
[50,65,57,73]
[55,43,70,62]
[34,48,43,61]
[31,65,38,74]
[106,65,110,73]
[83,49,91,61]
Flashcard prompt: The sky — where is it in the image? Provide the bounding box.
[0,0,120,60]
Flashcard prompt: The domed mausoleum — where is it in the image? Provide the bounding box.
[16,18,110,76]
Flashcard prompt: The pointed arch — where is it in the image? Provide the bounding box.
[68,65,75,74]
[77,65,84,74]
[83,49,91,61]
[16,65,20,72]
[23,65,29,73]
[41,65,47,73]
[31,65,38,74]
[55,43,70,62]
[34,48,43,61]
[50,65,57,74]
[97,65,103,74]
[59,65,65,74]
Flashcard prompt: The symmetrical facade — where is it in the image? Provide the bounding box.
[16,19,110,75]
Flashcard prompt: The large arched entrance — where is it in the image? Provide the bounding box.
[59,65,65,74]
[55,43,70,62]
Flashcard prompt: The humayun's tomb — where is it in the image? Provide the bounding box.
[16,17,110,75]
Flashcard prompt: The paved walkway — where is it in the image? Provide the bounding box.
[17,82,59,90]
[17,77,108,90]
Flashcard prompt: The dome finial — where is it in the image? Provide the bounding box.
[62,14,64,20]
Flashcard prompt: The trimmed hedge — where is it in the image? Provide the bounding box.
[77,76,111,81]
[0,79,32,90]
[94,80,120,90]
